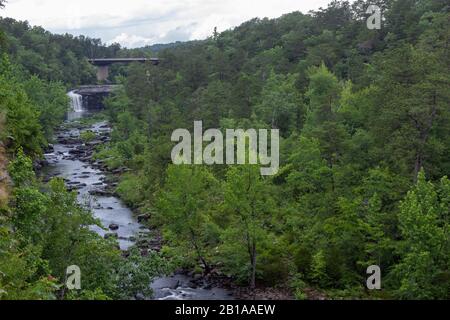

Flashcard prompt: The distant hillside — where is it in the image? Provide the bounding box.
[143,41,186,52]
[0,17,121,86]
[141,40,207,53]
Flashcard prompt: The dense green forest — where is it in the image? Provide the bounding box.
[0,13,160,86]
[0,2,170,300]
[1,0,449,300]
[100,0,450,299]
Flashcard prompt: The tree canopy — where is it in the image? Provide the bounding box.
[1,0,449,300]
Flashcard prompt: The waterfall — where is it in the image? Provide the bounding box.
[68,91,83,112]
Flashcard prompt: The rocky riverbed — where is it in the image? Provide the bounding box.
[41,115,235,300]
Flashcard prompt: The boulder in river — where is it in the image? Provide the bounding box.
[89,189,114,197]
[104,233,118,240]
[45,144,55,153]
[109,224,119,231]
[137,214,150,223]
[69,149,85,156]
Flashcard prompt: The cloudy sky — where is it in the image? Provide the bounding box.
[1,0,332,48]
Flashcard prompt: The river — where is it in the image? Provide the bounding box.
[42,92,234,300]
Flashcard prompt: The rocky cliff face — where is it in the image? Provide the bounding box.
[0,113,10,209]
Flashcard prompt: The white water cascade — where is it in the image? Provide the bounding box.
[68,91,84,112]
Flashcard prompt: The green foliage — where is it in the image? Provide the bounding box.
[310,250,330,288]
[3,149,170,300]
[255,71,303,134]
[80,130,96,143]
[93,0,450,300]
[0,227,58,300]
[156,165,221,271]
[219,165,276,288]
[0,55,46,156]
[3,0,449,300]
[391,171,449,299]
[306,64,341,124]
[290,275,308,300]
[66,288,112,301]
[7,147,35,186]
[23,76,68,139]
[115,248,172,299]
[116,174,146,207]
[0,17,124,86]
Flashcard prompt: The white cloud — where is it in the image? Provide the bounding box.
[108,33,155,48]
[1,0,333,48]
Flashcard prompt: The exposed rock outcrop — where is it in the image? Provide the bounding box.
[0,114,11,208]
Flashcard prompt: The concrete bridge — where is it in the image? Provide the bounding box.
[74,85,120,110]
[88,58,160,82]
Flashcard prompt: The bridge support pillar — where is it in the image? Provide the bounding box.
[96,65,109,82]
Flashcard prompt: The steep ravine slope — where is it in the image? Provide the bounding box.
[0,114,10,208]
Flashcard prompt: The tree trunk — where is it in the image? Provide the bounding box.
[411,92,437,182]
[250,242,257,291]
[414,153,422,183]
[190,229,211,274]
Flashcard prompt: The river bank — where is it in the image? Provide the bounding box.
[41,110,235,300]
[39,99,297,300]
